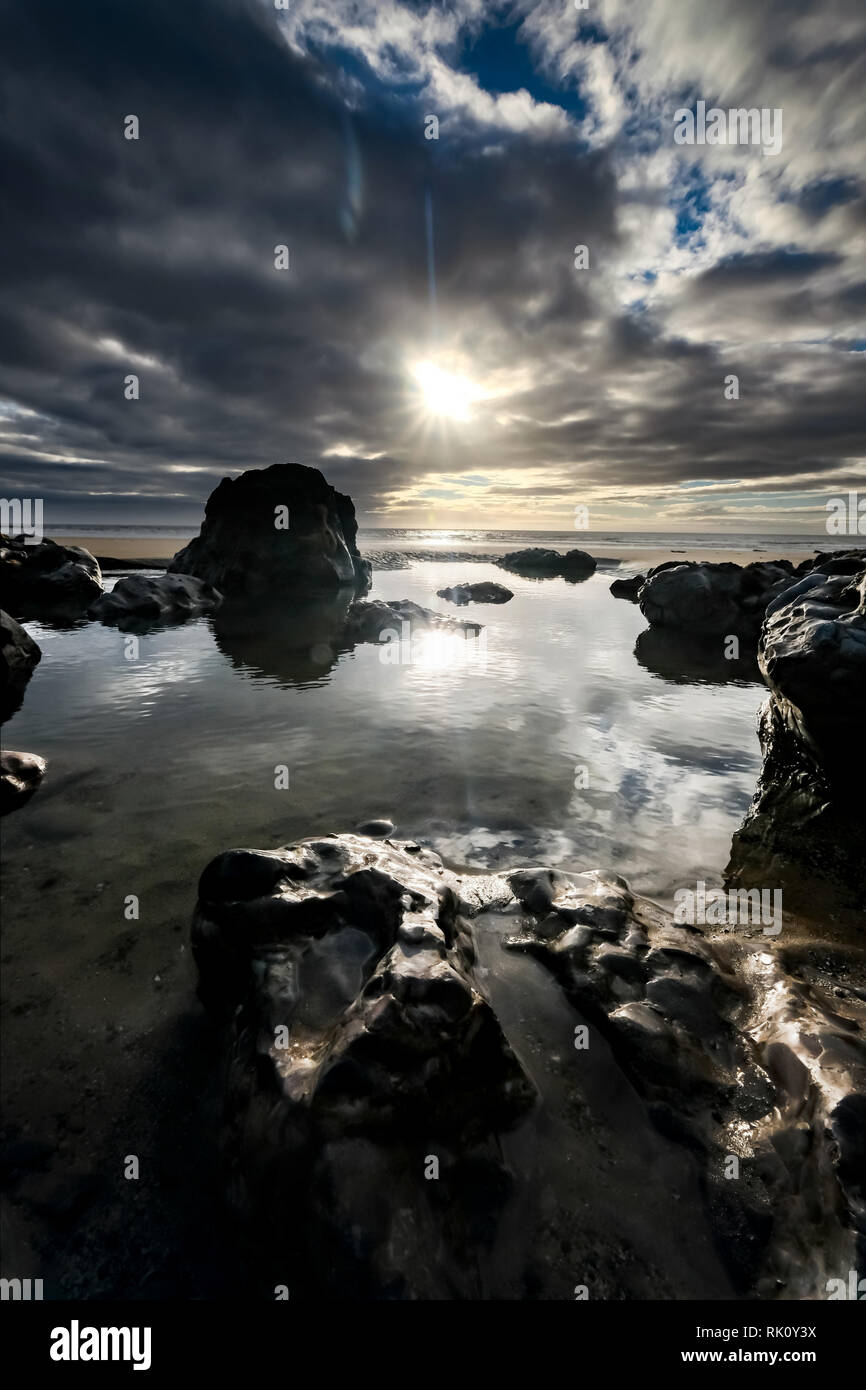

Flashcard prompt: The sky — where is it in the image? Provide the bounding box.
[2,0,865,533]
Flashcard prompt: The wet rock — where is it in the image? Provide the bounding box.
[497,547,596,580]
[436,582,513,606]
[355,818,395,838]
[169,463,371,598]
[0,609,41,723]
[727,567,866,901]
[0,535,103,618]
[610,574,644,601]
[342,599,482,644]
[89,573,222,628]
[638,560,798,636]
[192,833,535,1297]
[0,750,46,815]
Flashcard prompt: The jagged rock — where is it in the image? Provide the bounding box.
[0,609,41,723]
[168,463,371,598]
[192,833,535,1297]
[500,863,866,1296]
[0,750,46,815]
[88,573,222,628]
[610,574,644,602]
[727,567,866,901]
[638,560,798,635]
[436,582,513,606]
[0,535,102,618]
[800,548,866,578]
[497,547,596,580]
[342,599,482,644]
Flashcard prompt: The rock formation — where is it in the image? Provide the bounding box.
[0,750,46,815]
[0,609,41,723]
[728,565,866,902]
[168,463,371,598]
[0,535,102,618]
[497,547,596,580]
[89,573,222,628]
[436,582,513,606]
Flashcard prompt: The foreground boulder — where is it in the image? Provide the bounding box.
[436,582,513,606]
[638,560,797,636]
[0,750,46,815]
[0,535,102,618]
[728,567,866,901]
[192,833,535,1297]
[497,547,596,580]
[0,610,41,723]
[88,573,222,628]
[169,463,371,598]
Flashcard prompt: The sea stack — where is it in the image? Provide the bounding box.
[169,463,372,599]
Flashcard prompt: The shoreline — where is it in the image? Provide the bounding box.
[53,534,832,571]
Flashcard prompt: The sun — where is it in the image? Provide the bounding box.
[410,360,484,422]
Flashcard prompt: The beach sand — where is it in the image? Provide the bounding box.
[54,535,827,570]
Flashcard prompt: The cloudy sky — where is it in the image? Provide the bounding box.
[2,0,865,532]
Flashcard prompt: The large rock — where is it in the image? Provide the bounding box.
[436,582,513,606]
[192,833,535,1297]
[0,609,41,723]
[0,750,46,815]
[0,535,102,618]
[168,463,371,598]
[728,567,866,900]
[497,547,596,580]
[638,560,797,636]
[610,573,644,602]
[88,573,222,628]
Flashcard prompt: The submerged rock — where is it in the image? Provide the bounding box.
[0,609,41,723]
[728,567,866,901]
[169,463,371,598]
[497,547,596,580]
[343,599,482,644]
[0,750,46,815]
[638,560,797,636]
[89,573,222,628]
[610,573,644,602]
[436,581,513,606]
[0,535,103,618]
[192,833,535,1297]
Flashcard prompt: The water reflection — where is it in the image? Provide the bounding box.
[211,593,354,687]
[634,626,761,686]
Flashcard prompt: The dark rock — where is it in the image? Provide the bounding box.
[727,567,866,902]
[638,560,798,635]
[436,582,513,606]
[342,599,483,644]
[798,548,866,578]
[355,818,395,838]
[0,534,103,618]
[497,547,596,580]
[168,463,371,598]
[0,750,46,815]
[610,573,644,601]
[192,833,535,1296]
[89,573,222,628]
[0,608,41,723]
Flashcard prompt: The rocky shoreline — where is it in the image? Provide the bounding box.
[2,464,863,1299]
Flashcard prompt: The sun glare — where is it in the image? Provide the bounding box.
[410,361,484,422]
